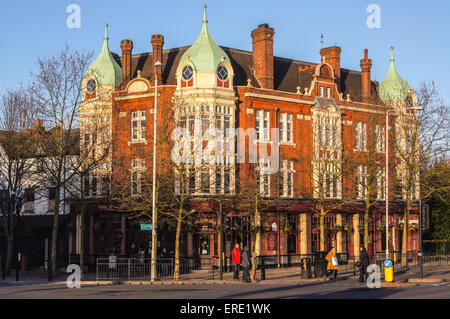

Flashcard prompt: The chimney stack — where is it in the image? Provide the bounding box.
[360,48,373,103]
[120,39,133,85]
[251,24,275,90]
[151,34,164,84]
[320,45,342,81]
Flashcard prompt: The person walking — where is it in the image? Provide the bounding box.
[358,246,370,283]
[325,247,339,281]
[241,246,251,283]
[231,243,241,281]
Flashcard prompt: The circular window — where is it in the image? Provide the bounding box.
[217,65,228,81]
[182,65,194,81]
[86,79,97,93]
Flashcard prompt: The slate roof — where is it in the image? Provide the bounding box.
[117,46,380,103]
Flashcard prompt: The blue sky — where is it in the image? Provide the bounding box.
[1,0,449,102]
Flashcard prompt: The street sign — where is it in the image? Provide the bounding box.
[141,224,153,231]
[384,259,392,268]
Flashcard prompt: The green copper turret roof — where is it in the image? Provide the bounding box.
[378,46,411,103]
[87,24,122,86]
[180,5,230,72]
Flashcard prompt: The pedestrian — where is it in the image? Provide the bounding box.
[241,246,251,283]
[231,243,241,281]
[325,247,339,281]
[358,246,370,283]
[160,247,169,277]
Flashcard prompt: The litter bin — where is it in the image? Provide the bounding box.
[300,258,312,279]
[313,251,328,278]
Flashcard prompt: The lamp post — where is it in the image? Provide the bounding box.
[151,61,162,282]
[408,105,424,277]
[385,110,395,261]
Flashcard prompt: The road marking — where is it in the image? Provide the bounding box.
[318,290,341,295]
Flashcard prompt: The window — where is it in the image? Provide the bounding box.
[48,187,56,200]
[355,122,367,151]
[101,175,110,197]
[131,158,146,196]
[375,170,386,200]
[182,65,194,81]
[320,87,324,97]
[224,168,231,194]
[279,113,293,143]
[215,168,221,194]
[201,170,210,194]
[257,159,271,197]
[375,124,385,152]
[279,160,294,197]
[224,116,230,138]
[326,87,331,98]
[256,110,270,142]
[24,188,35,203]
[356,165,367,199]
[131,111,146,141]
[217,65,228,81]
[188,168,196,194]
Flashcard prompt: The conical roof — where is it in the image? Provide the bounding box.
[180,5,229,72]
[378,46,411,103]
[87,24,122,86]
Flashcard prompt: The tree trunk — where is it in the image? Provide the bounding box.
[5,233,13,275]
[401,201,410,267]
[364,202,369,250]
[320,211,325,251]
[173,214,182,280]
[79,202,85,280]
[51,183,61,277]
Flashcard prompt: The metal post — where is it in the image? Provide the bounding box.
[419,197,423,278]
[219,202,223,281]
[385,110,390,260]
[151,61,162,282]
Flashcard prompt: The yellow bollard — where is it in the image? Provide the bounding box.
[384,259,394,282]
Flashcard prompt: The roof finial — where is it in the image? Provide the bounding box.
[203,4,208,23]
[104,23,109,40]
[390,46,395,62]
[321,33,324,48]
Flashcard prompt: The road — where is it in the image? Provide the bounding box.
[0,278,449,299]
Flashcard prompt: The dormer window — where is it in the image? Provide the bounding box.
[217,65,229,88]
[181,65,194,87]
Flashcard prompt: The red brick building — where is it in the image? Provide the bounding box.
[79,6,420,264]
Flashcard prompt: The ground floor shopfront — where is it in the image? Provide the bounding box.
[71,199,421,267]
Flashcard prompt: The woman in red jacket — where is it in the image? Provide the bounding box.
[232,243,241,280]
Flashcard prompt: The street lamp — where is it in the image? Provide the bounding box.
[151,61,162,282]
[385,109,395,261]
[408,105,424,277]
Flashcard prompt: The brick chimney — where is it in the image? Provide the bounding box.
[360,49,373,103]
[34,119,44,131]
[120,39,133,85]
[251,24,275,90]
[151,34,164,84]
[320,45,342,81]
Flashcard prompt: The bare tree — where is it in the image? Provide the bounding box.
[28,45,93,277]
[0,88,38,273]
[390,82,449,266]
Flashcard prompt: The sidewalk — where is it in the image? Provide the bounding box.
[1,266,449,287]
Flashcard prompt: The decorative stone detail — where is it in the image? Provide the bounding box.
[297,114,303,120]
[119,112,127,118]
[305,115,311,120]
[246,108,254,114]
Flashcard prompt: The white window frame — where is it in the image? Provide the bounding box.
[131,111,146,141]
[256,110,270,142]
[279,113,293,144]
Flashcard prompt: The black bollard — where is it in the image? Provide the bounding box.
[261,258,266,280]
[48,257,53,281]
